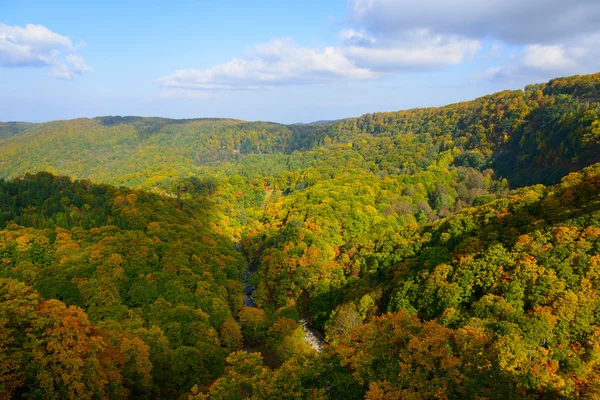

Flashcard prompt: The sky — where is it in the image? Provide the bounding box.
[1,0,600,124]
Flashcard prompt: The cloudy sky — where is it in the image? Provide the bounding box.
[1,0,599,123]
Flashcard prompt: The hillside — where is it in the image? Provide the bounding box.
[1,73,600,399]
[0,172,247,398]
[196,162,600,400]
[0,117,325,188]
[4,165,600,398]
[1,74,599,191]
[0,122,35,139]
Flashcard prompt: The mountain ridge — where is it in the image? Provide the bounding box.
[2,72,600,399]
[1,73,598,191]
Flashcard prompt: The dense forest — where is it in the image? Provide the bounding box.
[1,72,600,399]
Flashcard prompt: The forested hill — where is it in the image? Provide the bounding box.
[0,117,327,188]
[1,73,599,190]
[201,163,600,399]
[326,73,600,187]
[1,72,600,399]
[0,121,35,139]
[0,172,247,398]
[4,164,600,398]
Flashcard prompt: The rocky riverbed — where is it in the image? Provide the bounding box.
[299,318,325,352]
[242,269,324,352]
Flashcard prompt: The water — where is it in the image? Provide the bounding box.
[241,268,325,353]
[242,269,255,307]
[299,318,325,353]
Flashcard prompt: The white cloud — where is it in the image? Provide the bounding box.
[159,29,484,91]
[342,30,481,71]
[348,0,600,84]
[66,54,93,74]
[348,0,600,44]
[474,35,600,83]
[522,45,576,71]
[0,23,92,79]
[339,29,376,46]
[161,0,600,92]
[159,38,376,91]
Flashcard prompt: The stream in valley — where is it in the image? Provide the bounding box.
[242,269,325,353]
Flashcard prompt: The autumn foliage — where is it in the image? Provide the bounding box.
[1,73,600,398]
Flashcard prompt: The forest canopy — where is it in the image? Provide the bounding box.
[2,73,600,399]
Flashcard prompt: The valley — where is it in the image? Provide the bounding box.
[1,72,600,399]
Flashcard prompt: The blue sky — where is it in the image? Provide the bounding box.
[1,0,599,123]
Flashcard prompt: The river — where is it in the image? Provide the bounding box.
[242,269,324,352]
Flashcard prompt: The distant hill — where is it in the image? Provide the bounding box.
[0,117,327,187]
[0,121,36,139]
[1,73,598,190]
[294,119,344,125]
[324,73,600,187]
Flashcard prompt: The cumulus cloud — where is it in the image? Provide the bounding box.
[0,23,92,79]
[349,0,600,82]
[161,0,600,91]
[159,38,376,91]
[339,29,376,46]
[341,0,598,82]
[342,30,481,72]
[348,0,600,44]
[522,45,577,70]
[159,31,482,91]
[473,36,600,82]
[159,1,505,91]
